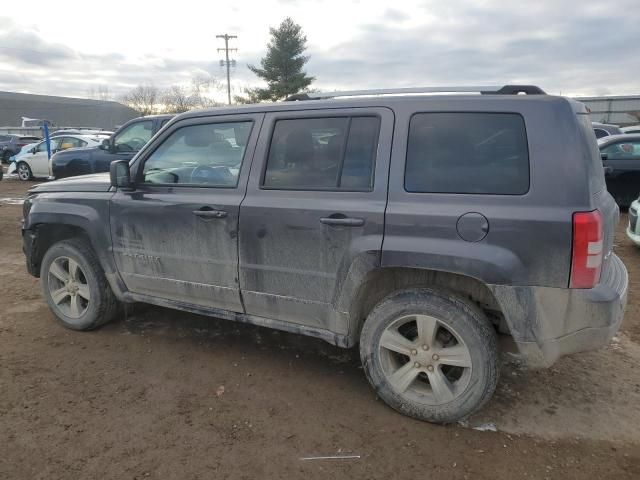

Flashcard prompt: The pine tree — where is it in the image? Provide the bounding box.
[245,18,315,102]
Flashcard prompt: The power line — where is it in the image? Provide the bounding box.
[216,34,237,105]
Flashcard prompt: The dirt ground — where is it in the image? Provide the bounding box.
[1,174,639,480]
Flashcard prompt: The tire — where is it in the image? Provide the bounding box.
[40,238,120,331]
[360,288,499,423]
[17,161,32,181]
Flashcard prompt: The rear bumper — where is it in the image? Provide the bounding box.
[490,253,628,368]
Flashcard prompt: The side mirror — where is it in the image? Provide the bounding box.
[31,148,37,154]
[100,138,111,151]
[110,160,133,190]
[601,153,608,161]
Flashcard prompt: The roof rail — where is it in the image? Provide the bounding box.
[285,85,546,101]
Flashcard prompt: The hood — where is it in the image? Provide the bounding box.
[29,173,111,193]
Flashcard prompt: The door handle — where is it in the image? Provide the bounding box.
[320,216,365,227]
[193,209,228,219]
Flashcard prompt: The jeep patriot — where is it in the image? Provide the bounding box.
[22,85,628,422]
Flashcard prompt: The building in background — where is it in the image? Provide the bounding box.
[576,95,640,126]
[0,91,138,133]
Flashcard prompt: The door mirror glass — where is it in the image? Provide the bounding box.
[110,160,133,189]
[601,153,608,161]
[100,138,111,151]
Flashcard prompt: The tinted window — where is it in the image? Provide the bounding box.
[142,121,253,186]
[601,141,640,159]
[114,120,153,152]
[0,135,11,142]
[405,113,529,195]
[19,136,40,142]
[263,116,379,190]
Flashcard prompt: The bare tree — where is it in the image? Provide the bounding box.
[87,84,112,101]
[190,75,223,109]
[162,85,197,113]
[122,84,160,115]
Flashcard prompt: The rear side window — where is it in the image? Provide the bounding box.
[594,128,609,139]
[263,116,380,191]
[405,113,529,195]
[601,141,640,159]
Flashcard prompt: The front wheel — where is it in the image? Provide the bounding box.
[360,288,499,423]
[17,161,32,181]
[40,238,120,330]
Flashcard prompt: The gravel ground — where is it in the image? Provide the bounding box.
[1,174,639,479]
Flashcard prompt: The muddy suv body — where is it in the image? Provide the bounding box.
[22,86,628,422]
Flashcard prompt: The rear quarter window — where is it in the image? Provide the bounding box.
[404,112,529,194]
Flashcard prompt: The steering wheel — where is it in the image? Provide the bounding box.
[190,165,233,184]
[116,137,147,152]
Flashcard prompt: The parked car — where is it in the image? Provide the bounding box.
[598,133,640,207]
[14,135,105,181]
[626,198,640,245]
[0,134,41,162]
[621,125,640,134]
[51,115,173,179]
[592,122,623,139]
[22,85,627,423]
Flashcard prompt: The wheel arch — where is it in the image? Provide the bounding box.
[345,266,506,341]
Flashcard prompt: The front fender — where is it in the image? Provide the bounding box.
[24,192,126,297]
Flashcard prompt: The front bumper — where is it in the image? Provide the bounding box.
[22,228,40,277]
[490,253,628,368]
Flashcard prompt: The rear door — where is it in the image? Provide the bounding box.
[110,114,263,312]
[238,108,393,333]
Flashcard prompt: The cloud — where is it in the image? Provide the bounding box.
[0,1,639,101]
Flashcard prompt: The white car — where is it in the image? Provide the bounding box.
[627,199,640,246]
[622,125,640,134]
[14,135,104,181]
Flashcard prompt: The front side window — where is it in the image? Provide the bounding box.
[36,138,60,153]
[114,120,153,152]
[601,141,640,159]
[263,116,380,191]
[405,112,529,195]
[142,121,253,186]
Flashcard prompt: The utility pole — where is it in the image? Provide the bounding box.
[216,34,237,105]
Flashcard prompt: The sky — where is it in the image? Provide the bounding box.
[0,0,637,102]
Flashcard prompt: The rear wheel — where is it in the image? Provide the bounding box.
[17,161,32,181]
[360,288,499,423]
[41,238,120,330]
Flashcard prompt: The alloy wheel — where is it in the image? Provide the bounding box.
[378,314,472,405]
[47,256,91,319]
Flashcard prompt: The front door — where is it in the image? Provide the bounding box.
[239,108,393,333]
[110,114,263,312]
[30,138,60,177]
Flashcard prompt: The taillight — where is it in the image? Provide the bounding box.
[570,210,603,289]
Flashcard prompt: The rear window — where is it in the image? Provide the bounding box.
[405,112,529,194]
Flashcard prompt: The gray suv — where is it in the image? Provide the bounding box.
[21,85,628,423]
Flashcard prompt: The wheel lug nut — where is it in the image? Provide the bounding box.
[432,354,439,361]
[411,349,417,355]
[422,345,429,351]
[427,365,434,372]
[414,362,421,368]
